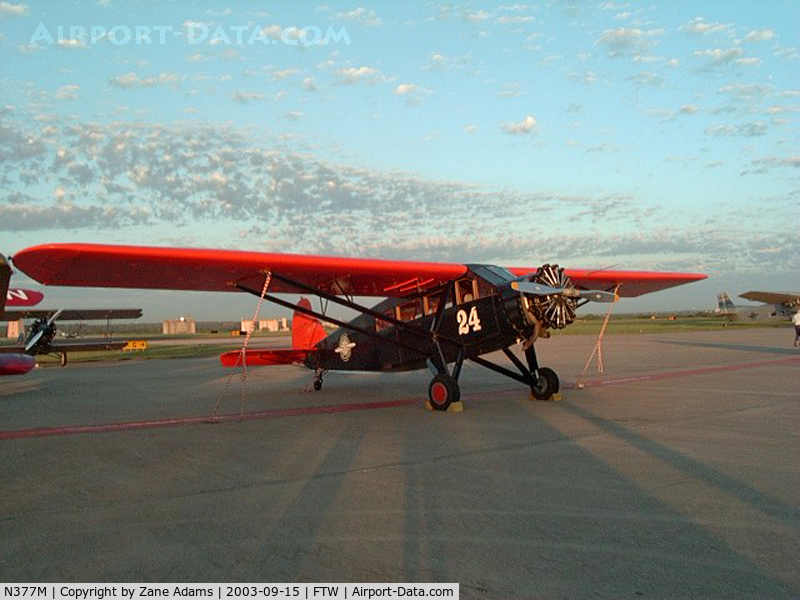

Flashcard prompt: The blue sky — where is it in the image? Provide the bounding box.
[0,1,797,319]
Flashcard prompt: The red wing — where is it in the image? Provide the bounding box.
[508,267,706,297]
[14,243,705,299]
[13,243,467,298]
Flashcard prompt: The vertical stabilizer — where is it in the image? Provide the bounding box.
[717,292,736,313]
[292,297,327,350]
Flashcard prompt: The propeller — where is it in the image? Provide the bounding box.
[24,308,63,354]
[513,264,619,331]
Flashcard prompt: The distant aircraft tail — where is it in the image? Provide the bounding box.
[716,292,736,313]
[220,297,327,368]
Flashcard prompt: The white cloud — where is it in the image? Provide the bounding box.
[109,72,179,89]
[466,10,490,22]
[680,17,733,36]
[55,84,79,100]
[501,115,538,135]
[744,29,775,42]
[231,90,265,103]
[335,66,384,84]
[595,28,663,58]
[334,7,381,26]
[0,2,28,18]
[394,83,418,95]
[302,77,317,92]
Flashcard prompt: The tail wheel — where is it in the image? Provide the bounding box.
[531,367,559,400]
[428,373,460,411]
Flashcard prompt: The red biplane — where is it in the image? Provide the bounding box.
[12,243,705,407]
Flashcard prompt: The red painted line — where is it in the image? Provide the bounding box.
[578,356,800,388]
[0,398,419,441]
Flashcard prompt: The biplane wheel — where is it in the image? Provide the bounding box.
[428,373,460,411]
[531,367,559,400]
[313,379,323,391]
[60,352,67,367]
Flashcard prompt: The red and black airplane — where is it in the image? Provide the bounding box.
[12,243,705,407]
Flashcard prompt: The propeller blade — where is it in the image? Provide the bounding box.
[510,281,564,296]
[47,308,64,326]
[24,330,44,353]
[577,290,618,303]
[511,281,617,302]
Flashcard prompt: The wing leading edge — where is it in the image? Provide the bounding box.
[13,243,706,299]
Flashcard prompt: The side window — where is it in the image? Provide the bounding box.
[376,308,394,332]
[395,298,423,322]
[455,278,480,305]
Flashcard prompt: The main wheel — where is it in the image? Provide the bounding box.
[531,367,559,400]
[313,379,323,391]
[428,373,460,411]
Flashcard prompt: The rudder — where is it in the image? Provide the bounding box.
[292,297,327,350]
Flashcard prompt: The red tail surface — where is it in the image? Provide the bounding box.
[220,297,326,368]
[292,297,327,350]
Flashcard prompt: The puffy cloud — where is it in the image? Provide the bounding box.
[334,7,382,26]
[302,77,317,92]
[231,90,265,103]
[335,66,385,84]
[680,17,733,36]
[744,29,775,42]
[109,72,179,89]
[394,83,418,95]
[501,115,538,135]
[595,27,663,58]
[0,2,28,18]
[55,84,79,100]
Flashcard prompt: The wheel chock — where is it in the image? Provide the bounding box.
[529,392,563,402]
[424,400,465,412]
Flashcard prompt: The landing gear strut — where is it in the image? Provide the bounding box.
[525,345,559,400]
[312,368,325,391]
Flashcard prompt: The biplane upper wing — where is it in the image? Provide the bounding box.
[1,308,143,321]
[738,291,800,306]
[13,243,705,298]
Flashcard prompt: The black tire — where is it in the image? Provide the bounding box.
[313,379,323,391]
[428,373,460,411]
[531,367,559,400]
[60,352,68,367]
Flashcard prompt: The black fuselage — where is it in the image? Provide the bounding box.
[307,265,536,373]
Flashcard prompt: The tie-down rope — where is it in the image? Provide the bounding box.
[209,271,272,420]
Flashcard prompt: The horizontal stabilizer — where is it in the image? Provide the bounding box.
[220,348,309,367]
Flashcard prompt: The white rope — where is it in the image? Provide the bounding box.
[209,272,272,420]
[574,284,619,388]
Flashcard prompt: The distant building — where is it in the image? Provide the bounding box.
[240,317,289,333]
[6,319,23,340]
[163,316,196,334]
